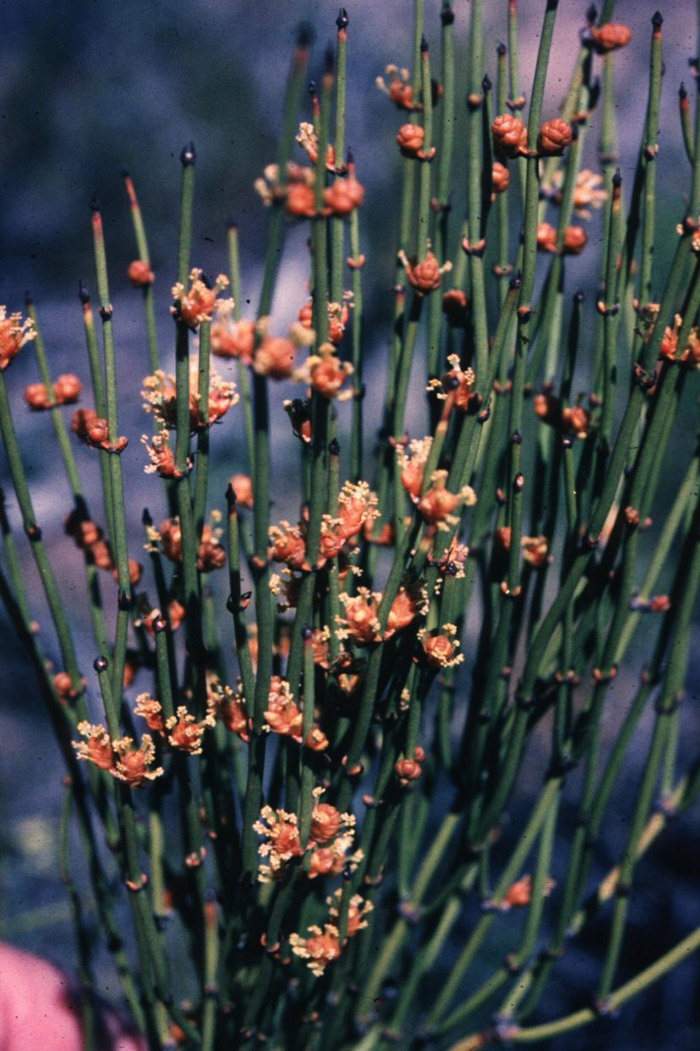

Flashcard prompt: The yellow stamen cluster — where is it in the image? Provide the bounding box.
[0,307,35,371]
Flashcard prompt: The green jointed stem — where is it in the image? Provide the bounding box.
[173,316,203,681]
[225,487,256,705]
[123,170,151,264]
[416,39,433,263]
[597,487,700,1002]
[348,209,364,482]
[330,11,348,306]
[123,171,159,373]
[201,896,219,1051]
[468,764,686,1029]
[598,0,619,23]
[438,797,560,1037]
[173,146,195,549]
[59,785,97,1051]
[426,0,455,382]
[501,926,700,1044]
[368,812,461,1018]
[0,489,32,629]
[598,166,623,466]
[637,17,663,316]
[0,372,82,687]
[591,55,617,402]
[79,287,116,535]
[465,0,487,382]
[177,145,196,286]
[90,204,132,702]
[284,68,333,729]
[226,223,255,474]
[428,777,561,1026]
[506,0,527,199]
[679,84,695,165]
[615,449,700,663]
[411,0,424,101]
[436,3,455,216]
[0,551,140,1013]
[504,0,559,600]
[691,0,700,214]
[391,295,423,443]
[96,659,203,1045]
[337,517,422,811]
[26,299,82,494]
[193,319,212,535]
[298,630,316,844]
[494,43,510,303]
[517,233,692,708]
[527,116,583,388]
[26,300,109,657]
[240,29,311,883]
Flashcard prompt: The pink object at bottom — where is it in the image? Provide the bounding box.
[0,943,146,1050]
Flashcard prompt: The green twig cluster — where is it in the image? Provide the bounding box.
[1,3,699,1050]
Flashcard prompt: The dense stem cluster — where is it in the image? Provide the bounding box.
[1,3,699,1050]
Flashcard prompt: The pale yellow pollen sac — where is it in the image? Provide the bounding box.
[417,623,465,669]
[289,925,341,976]
[0,306,36,371]
[111,734,164,787]
[164,705,215,755]
[72,721,114,771]
[253,806,304,882]
[170,269,232,329]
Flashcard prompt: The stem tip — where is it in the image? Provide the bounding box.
[180,142,196,167]
[336,8,349,30]
[441,4,455,28]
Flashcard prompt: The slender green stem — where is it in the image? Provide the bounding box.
[90,203,132,700]
[0,371,82,688]
[498,926,700,1044]
[330,11,348,306]
[59,784,96,1051]
[597,487,700,1001]
[465,0,487,381]
[123,170,159,372]
[679,83,695,165]
[79,285,115,535]
[427,778,561,1026]
[227,223,255,474]
[26,299,109,657]
[193,320,211,536]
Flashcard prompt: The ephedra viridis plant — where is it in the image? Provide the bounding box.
[1,1,700,1049]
